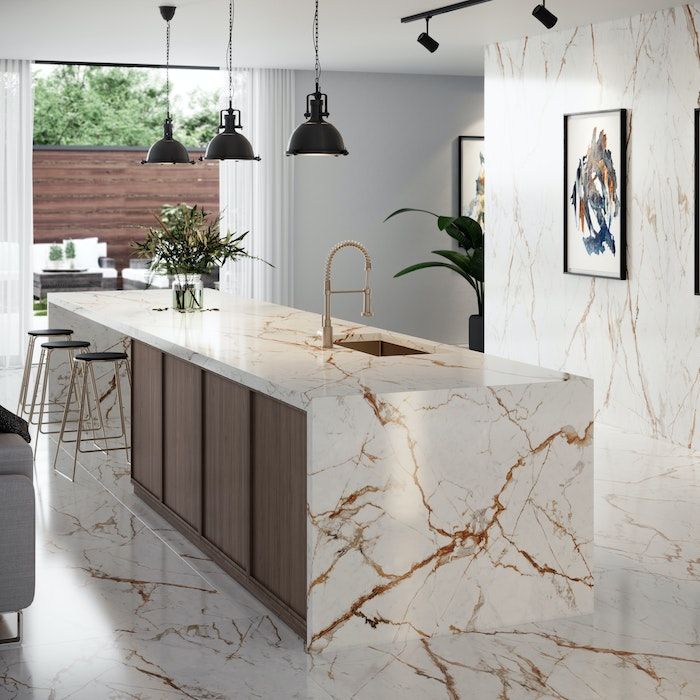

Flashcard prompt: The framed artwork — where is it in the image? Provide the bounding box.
[459,135,485,230]
[695,109,700,295]
[564,109,627,279]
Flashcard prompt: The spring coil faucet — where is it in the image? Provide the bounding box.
[321,241,373,349]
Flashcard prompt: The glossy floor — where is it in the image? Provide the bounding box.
[0,368,697,699]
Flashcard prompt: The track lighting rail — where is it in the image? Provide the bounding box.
[400,0,493,24]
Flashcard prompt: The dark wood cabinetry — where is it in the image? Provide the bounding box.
[130,340,307,638]
[252,394,307,617]
[163,355,202,530]
[131,341,163,498]
[203,372,250,569]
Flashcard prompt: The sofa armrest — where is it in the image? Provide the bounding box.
[0,475,35,613]
[0,433,33,480]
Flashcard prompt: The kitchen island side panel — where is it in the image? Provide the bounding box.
[306,376,594,651]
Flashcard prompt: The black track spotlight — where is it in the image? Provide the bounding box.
[417,17,439,53]
[532,2,557,29]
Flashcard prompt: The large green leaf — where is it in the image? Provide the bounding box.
[453,217,483,249]
[431,251,479,291]
[465,248,484,282]
[384,208,439,223]
[394,260,473,283]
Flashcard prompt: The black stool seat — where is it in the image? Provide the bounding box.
[41,340,91,350]
[76,352,128,362]
[28,328,73,337]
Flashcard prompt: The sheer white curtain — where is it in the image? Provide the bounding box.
[219,69,295,305]
[0,59,33,369]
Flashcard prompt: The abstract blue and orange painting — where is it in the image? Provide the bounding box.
[565,109,626,280]
[570,128,620,257]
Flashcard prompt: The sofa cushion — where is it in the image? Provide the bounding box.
[0,434,33,479]
[0,405,30,444]
[0,475,35,613]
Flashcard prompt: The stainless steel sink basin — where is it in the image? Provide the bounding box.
[335,339,428,357]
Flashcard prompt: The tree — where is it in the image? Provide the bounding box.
[33,65,219,148]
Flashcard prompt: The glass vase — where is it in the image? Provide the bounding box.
[172,274,204,312]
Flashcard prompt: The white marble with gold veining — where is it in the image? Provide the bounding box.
[48,289,572,411]
[484,4,700,450]
[47,289,593,651]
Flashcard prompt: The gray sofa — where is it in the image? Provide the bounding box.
[0,433,35,644]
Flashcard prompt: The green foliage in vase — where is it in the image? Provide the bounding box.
[64,240,76,260]
[384,208,484,316]
[48,245,64,263]
[132,203,272,277]
[33,65,219,148]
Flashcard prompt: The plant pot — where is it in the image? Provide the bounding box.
[468,314,484,353]
[172,274,204,312]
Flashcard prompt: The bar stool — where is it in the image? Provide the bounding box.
[17,329,74,417]
[53,351,131,482]
[29,340,93,436]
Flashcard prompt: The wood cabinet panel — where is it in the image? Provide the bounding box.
[252,394,307,617]
[131,341,163,498]
[203,372,250,570]
[163,355,202,530]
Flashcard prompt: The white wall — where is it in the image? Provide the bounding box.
[485,5,700,449]
[293,70,483,344]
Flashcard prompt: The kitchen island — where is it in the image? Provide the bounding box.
[48,289,593,651]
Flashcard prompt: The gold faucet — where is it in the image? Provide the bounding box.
[321,241,373,349]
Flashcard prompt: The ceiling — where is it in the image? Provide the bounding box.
[0,0,680,76]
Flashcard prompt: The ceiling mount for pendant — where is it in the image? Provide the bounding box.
[203,0,259,161]
[159,5,176,21]
[142,4,194,164]
[287,0,348,157]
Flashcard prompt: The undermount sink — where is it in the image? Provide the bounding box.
[335,339,429,357]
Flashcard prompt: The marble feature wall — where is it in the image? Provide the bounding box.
[485,4,700,449]
[307,376,594,651]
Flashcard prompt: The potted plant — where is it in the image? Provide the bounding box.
[48,244,64,270]
[133,204,271,312]
[384,209,485,352]
[64,240,76,269]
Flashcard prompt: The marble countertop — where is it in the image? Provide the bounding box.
[49,289,572,410]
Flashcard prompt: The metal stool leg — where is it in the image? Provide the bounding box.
[71,364,90,483]
[28,347,46,426]
[16,336,36,416]
[87,362,108,451]
[53,358,79,475]
[36,349,54,436]
[115,360,130,463]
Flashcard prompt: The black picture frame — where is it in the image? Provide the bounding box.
[458,135,484,221]
[695,109,700,295]
[564,108,627,280]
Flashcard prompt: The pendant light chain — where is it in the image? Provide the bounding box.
[227,0,234,106]
[313,0,321,90]
[165,19,171,118]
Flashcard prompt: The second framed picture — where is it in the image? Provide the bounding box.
[459,135,485,230]
[564,109,627,279]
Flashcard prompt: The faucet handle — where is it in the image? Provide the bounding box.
[362,288,373,317]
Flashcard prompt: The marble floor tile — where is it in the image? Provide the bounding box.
[0,369,698,699]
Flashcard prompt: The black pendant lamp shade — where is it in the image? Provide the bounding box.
[203,0,259,161]
[204,107,259,160]
[287,0,348,157]
[142,5,194,164]
[144,117,193,164]
[287,89,347,156]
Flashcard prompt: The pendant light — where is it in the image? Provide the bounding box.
[142,5,194,164]
[286,0,348,157]
[203,0,259,161]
